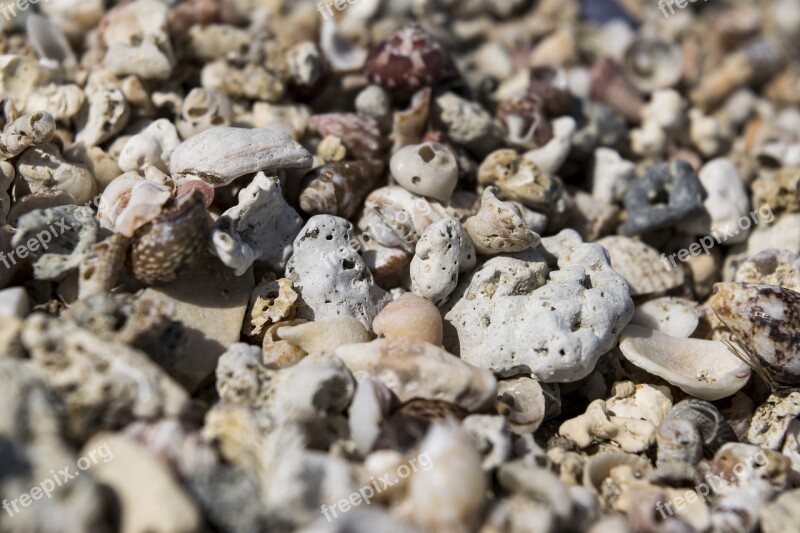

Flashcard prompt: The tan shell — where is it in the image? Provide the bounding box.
[391,87,431,153]
[79,234,129,299]
[464,187,540,255]
[299,160,384,220]
[372,293,443,345]
[597,236,685,296]
[169,126,313,187]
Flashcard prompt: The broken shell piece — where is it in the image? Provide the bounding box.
[496,377,549,433]
[130,190,209,285]
[13,205,99,281]
[598,236,685,296]
[589,58,643,123]
[176,88,232,139]
[18,143,97,205]
[748,391,800,450]
[360,238,413,288]
[591,148,635,205]
[390,142,458,203]
[622,37,683,93]
[523,116,577,176]
[26,14,77,68]
[619,325,751,401]
[710,282,800,386]
[118,119,181,173]
[320,16,367,72]
[299,160,384,220]
[463,415,512,471]
[410,217,474,305]
[496,92,552,150]
[78,234,129,300]
[665,399,738,456]
[464,187,540,256]
[169,126,313,187]
[656,419,703,466]
[242,276,300,341]
[0,111,55,159]
[631,297,703,338]
[350,377,394,456]
[211,173,303,275]
[98,173,168,236]
[24,84,86,122]
[372,293,443,345]
[201,60,284,102]
[75,73,131,147]
[391,87,431,152]
[336,339,497,412]
[435,92,503,158]
[276,317,370,356]
[287,215,390,331]
[311,114,382,161]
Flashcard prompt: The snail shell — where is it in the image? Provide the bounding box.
[665,399,737,457]
[130,189,209,285]
[298,160,384,220]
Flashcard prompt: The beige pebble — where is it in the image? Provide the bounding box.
[372,293,443,345]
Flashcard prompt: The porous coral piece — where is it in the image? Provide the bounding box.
[243,275,300,340]
[410,217,475,305]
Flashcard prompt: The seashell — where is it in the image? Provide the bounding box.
[710,443,790,495]
[496,376,555,433]
[752,164,800,216]
[597,236,684,296]
[372,292,443,346]
[359,237,413,289]
[528,66,574,116]
[390,142,458,203]
[18,143,97,205]
[390,87,431,153]
[75,72,130,147]
[241,275,300,341]
[210,173,304,275]
[523,116,577,177]
[78,234,129,300]
[619,326,751,401]
[656,419,703,467]
[396,422,485,531]
[0,56,59,110]
[118,119,181,174]
[349,377,395,456]
[299,160,384,220]
[100,176,172,238]
[622,37,683,94]
[276,317,370,357]
[262,319,307,369]
[497,461,572,524]
[358,185,447,252]
[185,24,251,62]
[747,390,800,450]
[496,92,552,150]
[366,24,456,91]
[319,16,367,72]
[311,114,382,161]
[734,249,800,291]
[23,84,86,122]
[355,85,392,125]
[582,452,652,495]
[631,297,703,338]
[375,398,469,453]
[435,91,504,158]
[336,338,497,412]
[710,282,800,386]
[664,399,737,457]
[0,111,55,160]
[176,88,232,140]
[589,57,643,123]
[129,189,209,285]
[463,415,512,471]
[169,126,313,187]
[464,187,541,256]
[286,41,324,88]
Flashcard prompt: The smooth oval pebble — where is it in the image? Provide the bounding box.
[619,325,751,401]
[372,293,443,345]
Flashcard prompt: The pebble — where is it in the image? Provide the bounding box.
[372,292,444,345]
[410,217,475,304]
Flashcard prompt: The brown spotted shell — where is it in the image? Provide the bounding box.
[711,282,800,386]
[130,189,209,285]
[311,114,382,161]
[365,24,457,91]
[298,160,385,220]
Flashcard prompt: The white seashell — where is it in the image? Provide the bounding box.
[390,142,459,203]
[113,181,173,238]
[463,415,512,471]
[349,377,393,456]
[391,87,431,153]
[619,325,751,401]
[23,83,86,122]
[26,14,77,69]
[176,88,232,139]
[18,143,97,205]
[335,339,497,412]
[0,55,59,108]
[523,116,576,175]
[320,17,367,72]
[631,297,703,338]
[0,111,55,159]
[641,89,687,133]
[464,187,540,255]
[276,317,370,357]
[358,185,447,253]
[118,119,181,173]
[75,72,130,147]
[169,126,313,187]
[210,173,303,275]
[372,292,444,345]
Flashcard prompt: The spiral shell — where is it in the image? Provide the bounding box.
[311,113,382,161]
[130,189,209,285]
[622,37,683,93]
[665,399,737,457]
[298,160,384,219]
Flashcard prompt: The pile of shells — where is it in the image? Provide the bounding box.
[0,0,799,531]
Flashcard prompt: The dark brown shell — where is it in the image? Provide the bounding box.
[365,24,457,91]
[529,66,574,117]
[130,189,209,285]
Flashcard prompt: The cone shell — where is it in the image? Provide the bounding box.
[130,189,209,285]
[710,282,800,385]
[299,160,384,220]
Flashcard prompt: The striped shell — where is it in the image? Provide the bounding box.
[298,160,384,219]
[665,399,737,457]
[130,189,209,285]
[597,236,684,296]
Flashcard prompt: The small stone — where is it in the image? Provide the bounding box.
[373,292,443,345]
[390,142,458,203]
[410,217,475,305]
